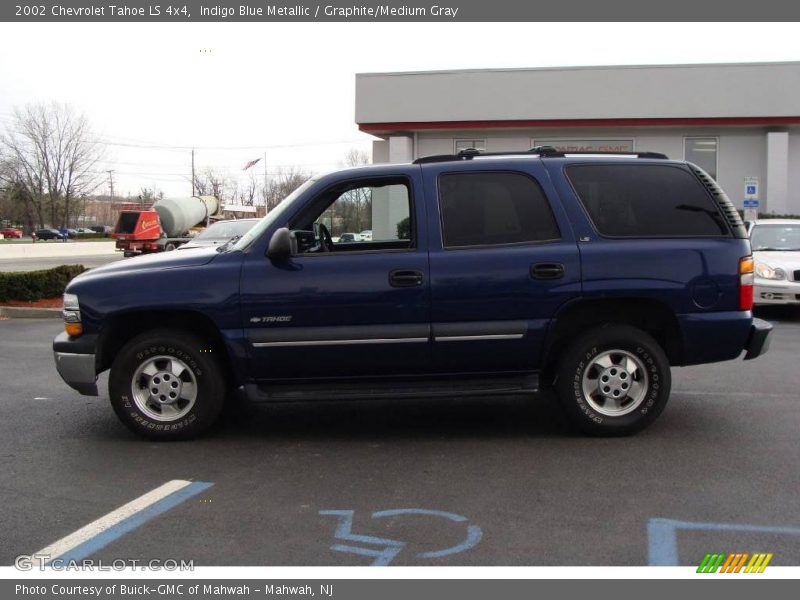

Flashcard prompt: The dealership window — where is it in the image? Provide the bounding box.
[438,172,560,248]
[684,137,718,179]
[454,139,486,153]
[566,164,728,237]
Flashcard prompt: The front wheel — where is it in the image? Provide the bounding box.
[109,330,226,440]
[554,324,671,436]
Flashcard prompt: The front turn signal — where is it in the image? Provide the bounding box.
[65,322,83,337]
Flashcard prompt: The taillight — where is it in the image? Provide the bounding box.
[739,256,754,310]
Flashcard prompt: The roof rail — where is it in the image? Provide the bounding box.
[412,146,668,164]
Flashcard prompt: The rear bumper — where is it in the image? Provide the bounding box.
[53,332,98,396]
[744,318,773,360]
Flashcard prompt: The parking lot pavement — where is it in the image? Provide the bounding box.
[0,254,124,272]
[1,309,798,567]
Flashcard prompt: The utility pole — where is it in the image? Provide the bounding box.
[106,170,115,201]
[191,148,196,196]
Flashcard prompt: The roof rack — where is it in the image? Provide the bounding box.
[412,146,669,164]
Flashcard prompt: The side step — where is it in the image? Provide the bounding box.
[242,374,540,403]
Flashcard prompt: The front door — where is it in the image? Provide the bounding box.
[240,169,432,381]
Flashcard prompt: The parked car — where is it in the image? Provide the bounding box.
[53,147,771,440]
[748,219,800,305]
[0,227,23,239]
[90,225,113,235]
[360,230,373,241]
[337,232,360,243]
[35,228,66,240]
[179,218,260,249]
[76,227,96,235]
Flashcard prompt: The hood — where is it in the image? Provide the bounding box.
[753,250,800,269]
[77,246,220,279]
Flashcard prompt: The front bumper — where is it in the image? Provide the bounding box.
[754,279,800,305]
[744,318,773,360]
[53,332,99,396]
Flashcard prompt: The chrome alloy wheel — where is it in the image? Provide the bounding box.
[131,355,197,422]
[581,349,649,416]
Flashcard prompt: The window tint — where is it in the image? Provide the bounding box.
[438,172,560,247]
[566,164,729,237]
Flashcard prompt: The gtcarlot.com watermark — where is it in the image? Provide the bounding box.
[15,555,194,571]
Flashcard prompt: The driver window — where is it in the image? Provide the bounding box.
[295,180,413,254]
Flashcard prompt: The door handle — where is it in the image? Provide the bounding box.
[530,263,565,280]
[389,269,424,287]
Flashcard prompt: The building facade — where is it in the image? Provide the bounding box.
[357,62,800,218]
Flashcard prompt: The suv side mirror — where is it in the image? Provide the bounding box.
[267,227,296,261]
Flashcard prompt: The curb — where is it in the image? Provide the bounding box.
[0,306,62,319]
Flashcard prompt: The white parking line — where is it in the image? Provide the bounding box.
[32,479,211,566]
[674,390,789,398]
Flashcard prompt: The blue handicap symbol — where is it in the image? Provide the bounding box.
[319,508,483,566]
[747,185,757,195]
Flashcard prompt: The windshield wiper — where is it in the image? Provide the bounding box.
[754,247,800,252]
[216,235,243,252]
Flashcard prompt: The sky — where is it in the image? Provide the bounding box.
[1,22,799,197]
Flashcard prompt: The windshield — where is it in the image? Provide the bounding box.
[229,179,316,252]
[750,224,800,251]
[193,219,258,241]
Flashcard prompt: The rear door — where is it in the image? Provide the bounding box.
[422,159,581,374]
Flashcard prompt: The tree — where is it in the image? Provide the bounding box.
[341,148,370,168]
[191,167,226,200]
[0,103,104,228]
[263,167,312,212]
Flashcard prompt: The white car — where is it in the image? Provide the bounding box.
[359,230,373,241]
[749,219,800,305]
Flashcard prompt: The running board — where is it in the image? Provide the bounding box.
[242,374,539,403]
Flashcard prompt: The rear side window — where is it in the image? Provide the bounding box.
[438,172,560,248]
[566,164,729,237]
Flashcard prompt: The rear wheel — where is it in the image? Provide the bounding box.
[554,324,671,436]
[164,242,177,251]
[109,330,226,440]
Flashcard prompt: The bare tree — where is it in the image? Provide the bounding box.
[0,103,104,228]
[191,167,226,200]
[342,148,370,167]
[262,167,312,212]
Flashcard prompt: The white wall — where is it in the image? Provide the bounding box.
[357,63,800,124]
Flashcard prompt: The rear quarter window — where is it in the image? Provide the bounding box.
[566,164,730,238]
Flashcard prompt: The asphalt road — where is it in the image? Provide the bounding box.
[0,254,124,272]
[1,308,798,567]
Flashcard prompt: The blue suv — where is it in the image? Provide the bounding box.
[53,148,772,439]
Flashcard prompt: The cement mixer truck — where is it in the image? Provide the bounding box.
[112,195,220,256]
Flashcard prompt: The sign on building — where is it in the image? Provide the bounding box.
[533,139,635,152]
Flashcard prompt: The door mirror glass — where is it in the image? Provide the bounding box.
[267,227,296,261]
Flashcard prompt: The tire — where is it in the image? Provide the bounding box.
[108,329,226,440]
[164,243,177,251]
[554,324,671,436]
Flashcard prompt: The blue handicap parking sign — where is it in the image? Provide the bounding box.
[746,185,757,195]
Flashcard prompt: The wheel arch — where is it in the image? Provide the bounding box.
[97,309,235,383]
[542,297,684,383]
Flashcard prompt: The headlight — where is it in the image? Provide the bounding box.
[62,293,82,336]
[63,293,80,310]
[754,262,786,280]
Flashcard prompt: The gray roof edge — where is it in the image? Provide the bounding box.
[355,61,800,78]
